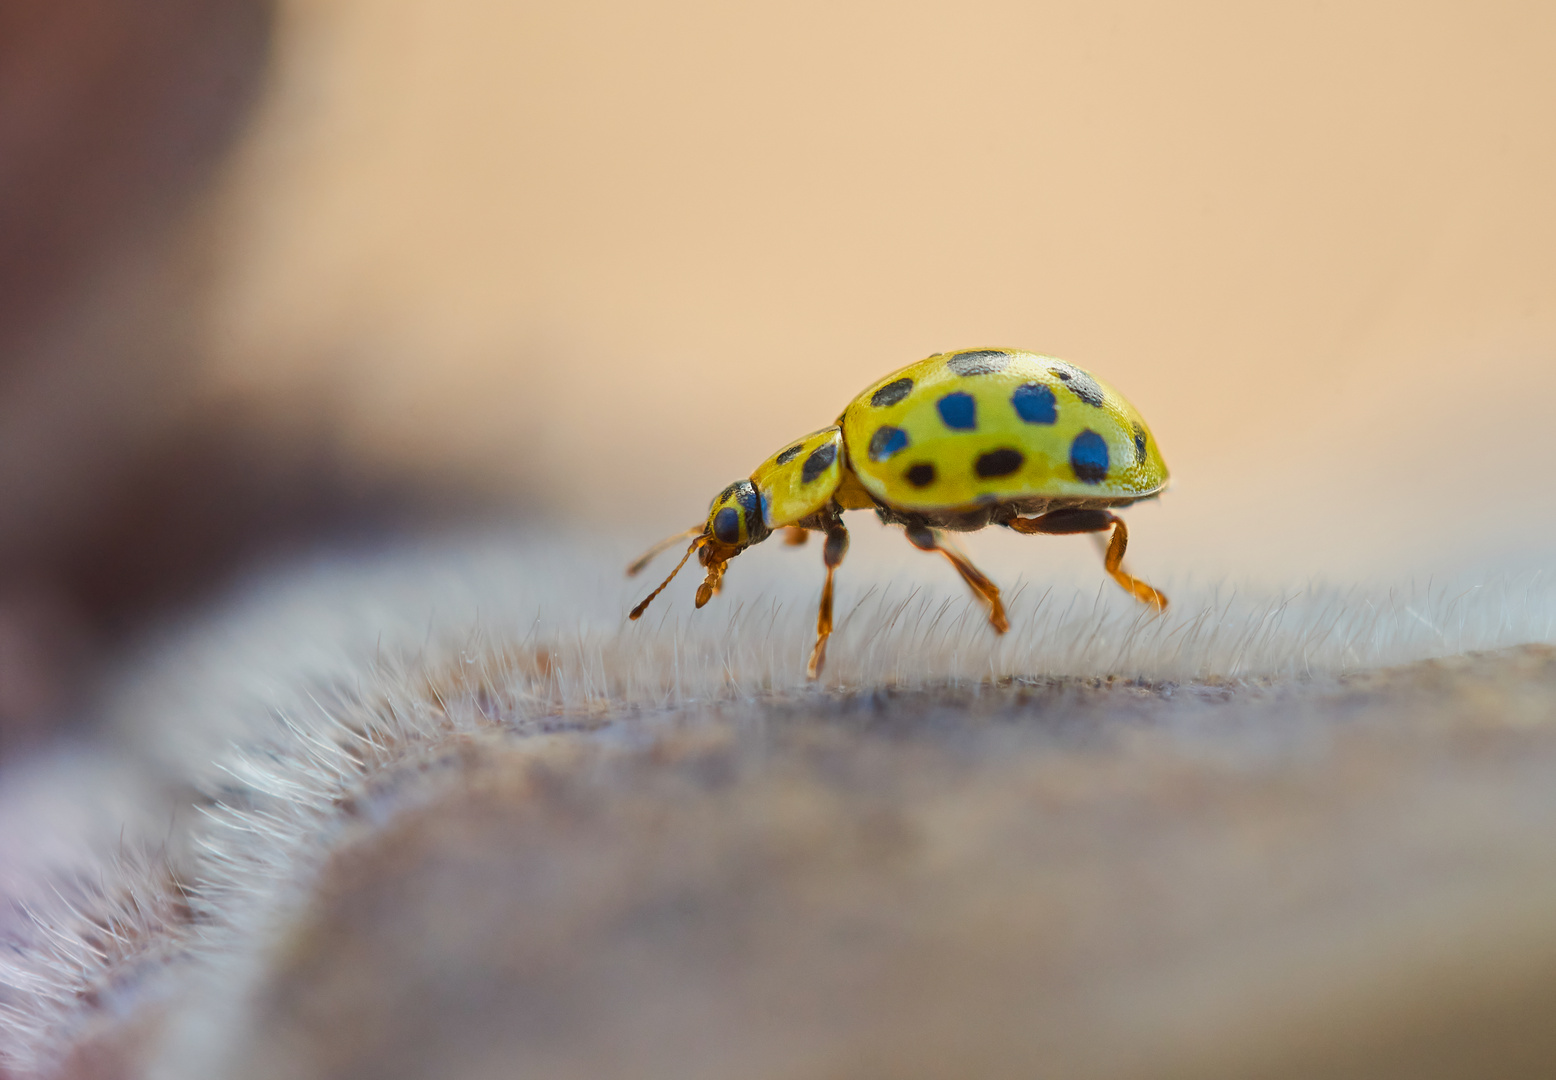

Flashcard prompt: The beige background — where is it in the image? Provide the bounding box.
[197,0,1556,583]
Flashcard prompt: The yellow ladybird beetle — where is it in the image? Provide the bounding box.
[628,348,1169,678]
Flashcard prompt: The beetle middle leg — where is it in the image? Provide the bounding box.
[807,510,850,679]
[903,524,1009,634]
[1008,509,1167,609]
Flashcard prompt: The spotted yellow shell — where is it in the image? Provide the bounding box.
[837,349,1167,512]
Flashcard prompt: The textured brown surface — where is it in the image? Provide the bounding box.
[183,646,1556,1080]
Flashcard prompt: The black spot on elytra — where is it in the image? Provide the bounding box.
[1070,430,1109,484]
[947,350,1010,376]
[1011,382,1057,424]
[936,391,977,430]
[1132,422,1147,464]
[1051,363,1105,407]
[974,448,1024,478]
[871,378,914,407]
[869,426,909,462]
[905,462,936,488]
[775,443,805,465]
[713,506,741,544]
[801,442,837,484]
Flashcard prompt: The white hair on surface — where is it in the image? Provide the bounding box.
[1,530,1554,1074]
[0,724,190,1058]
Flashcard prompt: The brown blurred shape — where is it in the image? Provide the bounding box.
[0,0,276,751]
[0,0,267,362]
[0,0,505,753]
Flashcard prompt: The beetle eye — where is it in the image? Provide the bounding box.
[712,507,742,545]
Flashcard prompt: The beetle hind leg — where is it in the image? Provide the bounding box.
[1008,509,1167,610]
[904,525,1009,634]
[807,513,850,679]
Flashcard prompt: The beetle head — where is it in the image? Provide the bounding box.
[702,479,770,559]
[628,479,771,620]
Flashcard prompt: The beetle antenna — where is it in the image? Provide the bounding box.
[629,536,705,619]
[627,526,704,577]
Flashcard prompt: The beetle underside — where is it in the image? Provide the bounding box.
[630,491,1167,682]
[866,491,1162,533]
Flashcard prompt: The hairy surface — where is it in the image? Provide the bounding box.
[3,535,1556,1078]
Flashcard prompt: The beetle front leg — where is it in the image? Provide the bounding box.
[903,524,1009,634]
[807,511,850,679]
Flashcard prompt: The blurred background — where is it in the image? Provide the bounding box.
[1,0,1554,751]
